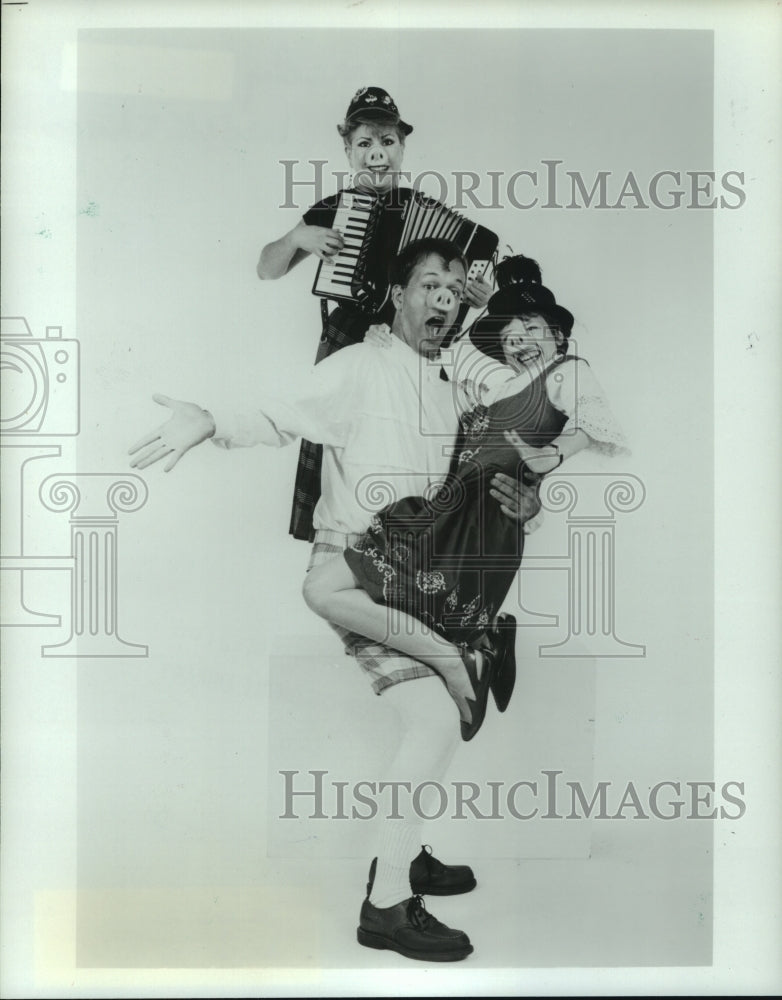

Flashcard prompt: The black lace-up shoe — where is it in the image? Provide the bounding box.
[359,856,474,960]
[409,845,477,896]
[357,893,473,961]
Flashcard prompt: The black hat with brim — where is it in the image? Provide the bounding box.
[342,86,413,136]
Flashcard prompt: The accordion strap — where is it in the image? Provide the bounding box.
[320,297,330,334]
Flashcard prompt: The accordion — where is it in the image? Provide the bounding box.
[312,189,498,314]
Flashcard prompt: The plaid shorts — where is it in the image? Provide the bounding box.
[306,530,438,696]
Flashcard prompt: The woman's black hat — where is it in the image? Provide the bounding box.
[341,86,413,136]
[470,255,574,361]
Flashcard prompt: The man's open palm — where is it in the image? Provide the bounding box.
[129,394,215,472]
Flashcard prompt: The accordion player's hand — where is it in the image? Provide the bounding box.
[364,323,393,349]
[464,274,492,309]
[293,223,345,261]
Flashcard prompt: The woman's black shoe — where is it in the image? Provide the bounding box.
[490,613,517,713]
[458,642,497,741]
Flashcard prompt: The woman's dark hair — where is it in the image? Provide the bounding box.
[494,254,542,289]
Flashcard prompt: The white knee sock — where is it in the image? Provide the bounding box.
[369,820,422,908]
[368,675,460,909]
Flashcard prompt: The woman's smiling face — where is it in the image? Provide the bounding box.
[499,314,562,372]
[344,123,405,193]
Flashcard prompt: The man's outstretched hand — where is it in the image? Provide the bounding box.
[129,394,216,472]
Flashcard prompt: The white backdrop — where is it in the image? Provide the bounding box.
[75,22,715,966]
[1,3,780,997]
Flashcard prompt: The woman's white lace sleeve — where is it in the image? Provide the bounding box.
[441,335,520,415]
[547,359,630,457]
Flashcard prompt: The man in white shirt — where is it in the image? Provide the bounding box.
[130,237,528,962]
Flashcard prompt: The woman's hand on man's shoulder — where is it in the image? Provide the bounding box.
[364,323,393,349]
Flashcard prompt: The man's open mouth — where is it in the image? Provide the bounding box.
[425,315,446,330]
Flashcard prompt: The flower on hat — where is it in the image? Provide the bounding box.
[365,93,377,103]
[353,86,368,100]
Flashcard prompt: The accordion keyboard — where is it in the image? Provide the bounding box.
[313,191,377,300]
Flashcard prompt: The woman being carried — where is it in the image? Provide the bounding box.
[303,258,628,740]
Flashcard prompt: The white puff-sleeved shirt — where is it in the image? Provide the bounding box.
[210,337,462,535]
